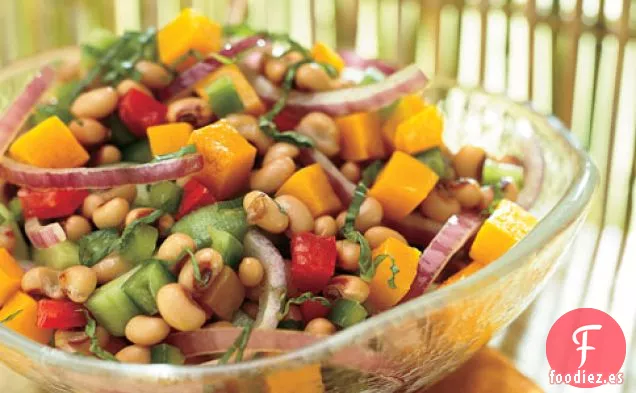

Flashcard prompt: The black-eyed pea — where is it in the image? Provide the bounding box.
[21,267,63,299]
[92,197,130,229]
[63,215,92,242]
[124,208,155,226]
[335,240,360,272]
[314,215,338,237]
[125,316,171,346]
[263,142,301,165]
[453,145,486,180]
[92,254,130,284]
[364,226,407,249]
[225,114,273,155]
[156,283,207,332]
[71,87,119,119]
[449,178,483,209]
[115,345,152,364]
[135,60,172,89]
[92,144,122,166]
[158,214,174,236]
[116,79,152,97]
[155,233,196,264]
[295,63,337,91]
[238,257,264,287]
[419,189,461,223]
[304,318,337,335]
[243,191,289,234]
[354,197,383,232]
[296,112,340,157]
[59,265,97,303]
[82,194,106,218]
[324,275,370,303]
[249,157,296,194]
[340,161,361,183]
[274,195,314,234]
[178,248,224,293]
[166,97,212,128]
[69,118,110,147]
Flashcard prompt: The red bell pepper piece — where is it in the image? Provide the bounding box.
[273,106,305,131]
[118,89,168,138]
[300,300,331,323]
[18,188,89,220]
[37,299,87,330]
[290,232,337,293]
[175,178,216,220]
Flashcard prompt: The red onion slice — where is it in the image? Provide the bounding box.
[247,64,428,117]
[299,149,356,205]
[25,217,66,249]
[157,35,267,100]
[400,213,483,302]
[338,50,398,75]
[0,66,55,157]
[167,327,401,381]
[0,154,203,189]
[517,134,544,210]
[243,229,287,329]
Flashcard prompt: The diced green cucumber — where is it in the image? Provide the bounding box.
[205,76,244,118]
[415,147,452,180]
[8,198,22,223]
[148,181,182,214]
[0,204,29,260]
[85,266,142,336]
[328,299,368,328]
[150,344,185,365]
[119,224,158,264]
[80,28,118,71]
[172,205,248,247]
[32,241,80,270]
[121,140,153,163]
[482,158,524,188]
[209,228,243,269]
[360,67,385,85]
[107,114,137,147]
[122,260,176,315]
[133,185,152,208]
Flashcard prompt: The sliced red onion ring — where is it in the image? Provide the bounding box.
[338,50,398,75]
[243,229,287,329]
[0,154,203,189]
[0,66,55,157]
[383,214,442,248]
[400,213,483,303]
[167,327,402,381]
[247,64,428,117]
[299,149,356,205]
[25,217,66,249]
[517,134,544,210]
[157,35,267,100]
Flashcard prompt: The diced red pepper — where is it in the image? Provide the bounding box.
[176,178,216,220]
[118,89,168,138]
[273,107,305,131]
[300,300,331,323]
[290,232,337,293]
[18,188,89,220]
[37,299,87,330]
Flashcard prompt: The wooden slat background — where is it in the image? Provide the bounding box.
[0,1,635,392]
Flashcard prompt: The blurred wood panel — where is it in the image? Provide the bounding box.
[0,0,634,391]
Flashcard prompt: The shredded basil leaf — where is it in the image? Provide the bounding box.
[115,209,164,251]
[0,309,22,324]
[218,323,254,364]
[373,254,400,289]
[78,229,120,267]
[84,312,118,362]
[482,185,504,216]
[279,292,330,320]
[208,53,234,65]
[152,144,197,162]
[185,247,207,287]
[317,62,338,78]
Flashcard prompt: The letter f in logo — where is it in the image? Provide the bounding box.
[572,324,602,368]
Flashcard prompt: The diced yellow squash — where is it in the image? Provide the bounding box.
[311,41,345,72]
[265,364,324,393]
[188,120,257,200]
[336,112,386,162]
[440,262,484,287]
[367,237,420,312]
[381,94,427,149]
[147,122,193,156]
[394,106,444,154]
[469,199,537,265]
[9,116,89,168]
[194,64,266,116]
[0,291,52,344]
[0,249,23,308]
[158,8,222,66]
[276,164,342,217]
[369,151,439,221]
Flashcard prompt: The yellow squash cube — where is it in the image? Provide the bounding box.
[367,237,421,312]
[311,41,345,72]
[381,94,427,149]
[9,116,89,168]
[266,364,324,393]
[0,248,23,308]
[336,112,386,161]
[188,120,257,200]
[0,291,52,344]
[277,164,342,217]
[147,122,193,156]
[369,151,439,221]
[394,106,444,154]
[194,64,265,116]
[158,8,221,66]
[469,199,537,265]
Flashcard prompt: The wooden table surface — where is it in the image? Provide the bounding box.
[0,347,542,393]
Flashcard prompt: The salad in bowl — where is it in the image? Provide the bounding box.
[0,8,595,393]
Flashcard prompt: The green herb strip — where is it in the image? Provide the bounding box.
[151,144,197,163]
[482,184,504,216]
[278,292,330,320]
[83,312,118,362]
[185,247,207,287]
[342,161,399,287]
[0,309,22,324]
[218,323,254,364]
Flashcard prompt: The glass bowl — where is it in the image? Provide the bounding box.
[0,48,598,393]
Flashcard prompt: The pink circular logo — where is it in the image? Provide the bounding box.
[546,308,626,387]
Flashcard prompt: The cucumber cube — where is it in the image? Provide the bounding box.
[205,76,244,118]
[209,227,244,269]
[151,344,185,365]
[172,205,248,247]
[148,181,182,214]
[122,260,176,315]
[33,241,80,270]
[119,224,159,264]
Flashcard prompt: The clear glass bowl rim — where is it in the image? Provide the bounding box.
[0,47,599,380]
